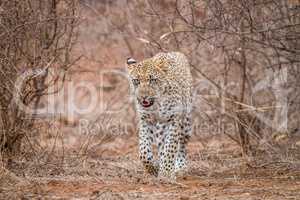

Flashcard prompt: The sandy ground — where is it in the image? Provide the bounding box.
[2,136,300,200]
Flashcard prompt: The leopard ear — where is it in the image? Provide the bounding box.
[155,59,168,73]
[127,57,137,65]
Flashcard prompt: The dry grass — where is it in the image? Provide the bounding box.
[1,133,300,199]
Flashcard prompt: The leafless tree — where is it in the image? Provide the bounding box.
[100,0,300,156]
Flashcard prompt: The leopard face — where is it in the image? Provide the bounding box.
[126,57,168,110]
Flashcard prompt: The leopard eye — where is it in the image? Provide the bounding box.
[149,75,158,84]
[132,79,140,86]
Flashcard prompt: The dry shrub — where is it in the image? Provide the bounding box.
[0,0,79,165]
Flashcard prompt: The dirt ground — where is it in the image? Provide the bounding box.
[2,135,300,200]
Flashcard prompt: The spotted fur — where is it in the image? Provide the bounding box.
[126,52,193,179]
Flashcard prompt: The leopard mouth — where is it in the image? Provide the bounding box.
[139,98,154,108]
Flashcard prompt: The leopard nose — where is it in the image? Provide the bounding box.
[140,96,147,100]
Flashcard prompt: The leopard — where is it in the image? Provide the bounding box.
[126,52,193,179]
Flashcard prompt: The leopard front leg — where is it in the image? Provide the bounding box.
[175,114,192,173]
[138,118,158,176]
[158,115,181,179]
